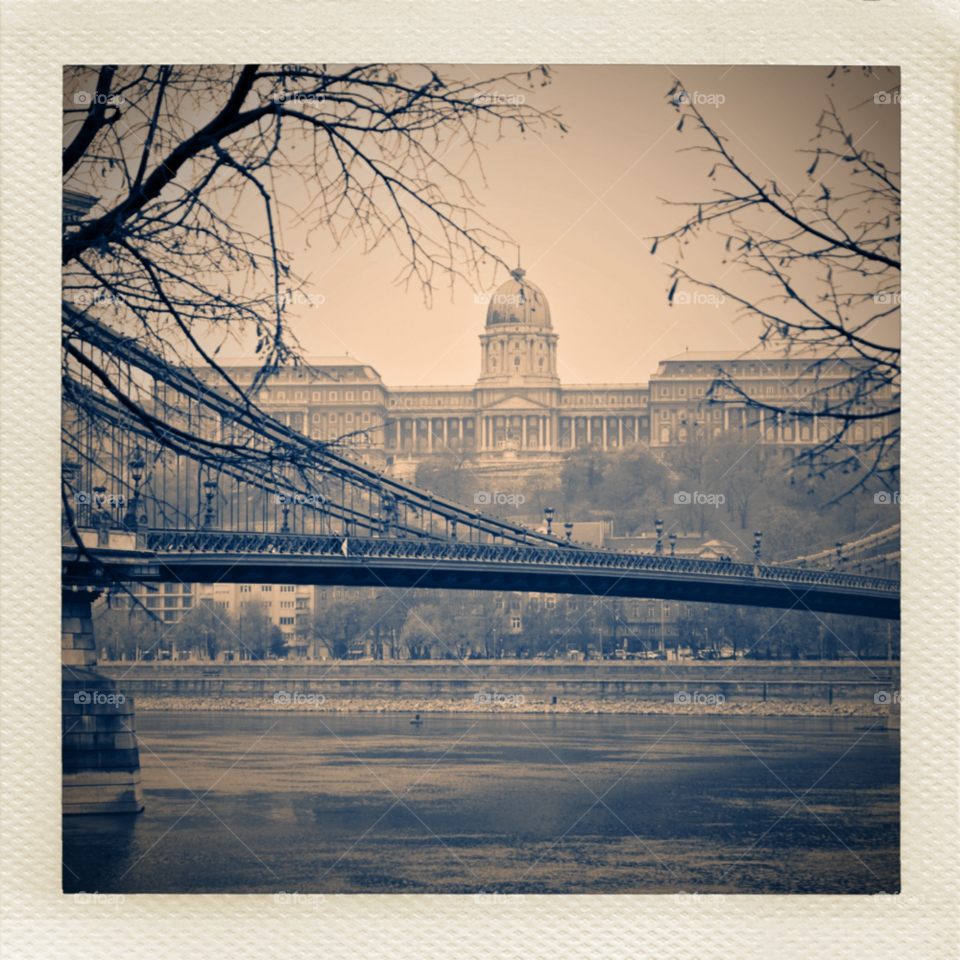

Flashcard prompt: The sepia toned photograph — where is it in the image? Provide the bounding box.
[60,62,901,898]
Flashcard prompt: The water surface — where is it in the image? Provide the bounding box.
[62,711,899,894]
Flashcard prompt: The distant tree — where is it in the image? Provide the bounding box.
[399,603,445,659]
[652,70,900,497]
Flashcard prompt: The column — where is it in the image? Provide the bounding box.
[759,409,765,442]
[443,419,449,446]
[427,419,433,451]
[551,412,559,451]
[412,418,417,451]
[635,416,641,444]
[538,416,544,448]
[602,418,608,450]
[522,417,528,449]
[724,407,730,433]
[587,418,592,444]
[618,418,623,448]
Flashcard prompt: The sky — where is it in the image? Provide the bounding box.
[67,63,901,388]
[261,64,899,389]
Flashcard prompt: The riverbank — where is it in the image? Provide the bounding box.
[136,694,889,718]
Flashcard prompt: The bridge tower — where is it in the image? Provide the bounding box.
[62,527,146,815]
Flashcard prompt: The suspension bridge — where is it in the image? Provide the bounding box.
[61,304,899,621]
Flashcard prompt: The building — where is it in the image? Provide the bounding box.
[196,268,897,475]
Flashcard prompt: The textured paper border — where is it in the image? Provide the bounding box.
[1,1,958,956]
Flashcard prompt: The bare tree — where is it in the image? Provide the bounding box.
[651,70,899,497]
[62,63,563,469]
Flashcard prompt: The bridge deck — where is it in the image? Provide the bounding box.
[63,531,900,620]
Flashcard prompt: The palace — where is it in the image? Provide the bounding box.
[196,269,897,476]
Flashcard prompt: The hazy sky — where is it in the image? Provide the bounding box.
[88,64,899,388]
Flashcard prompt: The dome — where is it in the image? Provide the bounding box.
[485,268,551,328]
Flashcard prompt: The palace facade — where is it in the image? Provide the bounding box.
[197,268,897,473]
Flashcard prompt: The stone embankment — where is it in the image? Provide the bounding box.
[136,694,888,718]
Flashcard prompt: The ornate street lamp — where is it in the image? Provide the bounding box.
[564,521,574,543]
[753,531,763,562]
[544,506,555,537]
[203,478,218,528]
[668,531,677,557]
[654,518,664,555]
[124,449,146,531]
[835,541,845,568]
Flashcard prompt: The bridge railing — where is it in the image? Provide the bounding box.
[143,530,900,594]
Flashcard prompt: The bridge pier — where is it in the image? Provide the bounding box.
[62,588,144,815]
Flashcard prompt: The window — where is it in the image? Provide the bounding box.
[362,413,370,423]
[713,409,722,420]
[263,602,272,609]
[766,385,775,395]
[280,601,294,609]
[626,395,633,403]
[261,585,272,592]
[511,616,522,630]
[240,585,251,593]
[277,391,286,400]
[164,597,177,608]
[661,410,669,420]
[279,617,295,626]
[661,387,669,397]
[312,413,321,422]
[695,387,704,396]
[280,585,294,592]
[329,391,337,401]
[362,390,370,401]
[164,583,178,594]
[313,391,322,401]
[346,391,354,400]
[215,600,227,610]
[346,413,354,423]
[678,387,687,397]
[294,391,303,400]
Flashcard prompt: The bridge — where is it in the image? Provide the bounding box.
[61,304,900,621]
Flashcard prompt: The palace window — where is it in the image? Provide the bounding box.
[277,391,286,400]
[312,413,321,422]
[313,391,322,401]
[661,387,669,397]
[678,387,686,397]
[362,391,370,401]
[362,413,370,423]
[294,391,303,400]
[329,391,337,401]
[346,391,354,401]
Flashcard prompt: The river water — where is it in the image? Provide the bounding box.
[62,711,898,895]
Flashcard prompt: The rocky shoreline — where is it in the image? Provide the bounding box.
[135,694,889,718]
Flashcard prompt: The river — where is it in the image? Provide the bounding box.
[62,711,899,894]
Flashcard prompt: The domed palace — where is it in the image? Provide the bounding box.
[199,270,896,477]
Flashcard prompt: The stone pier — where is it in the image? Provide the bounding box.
[62,588,143,815]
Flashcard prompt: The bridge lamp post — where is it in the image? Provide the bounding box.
[753,531,763,563]
[835,541,844,568]
[669,532,677,557]
[654,518,664,555]
[564,521,574,543]
[92,485,110,535]
[203,479,218,529]
[124,451,145,532]
[544,506,555,537]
